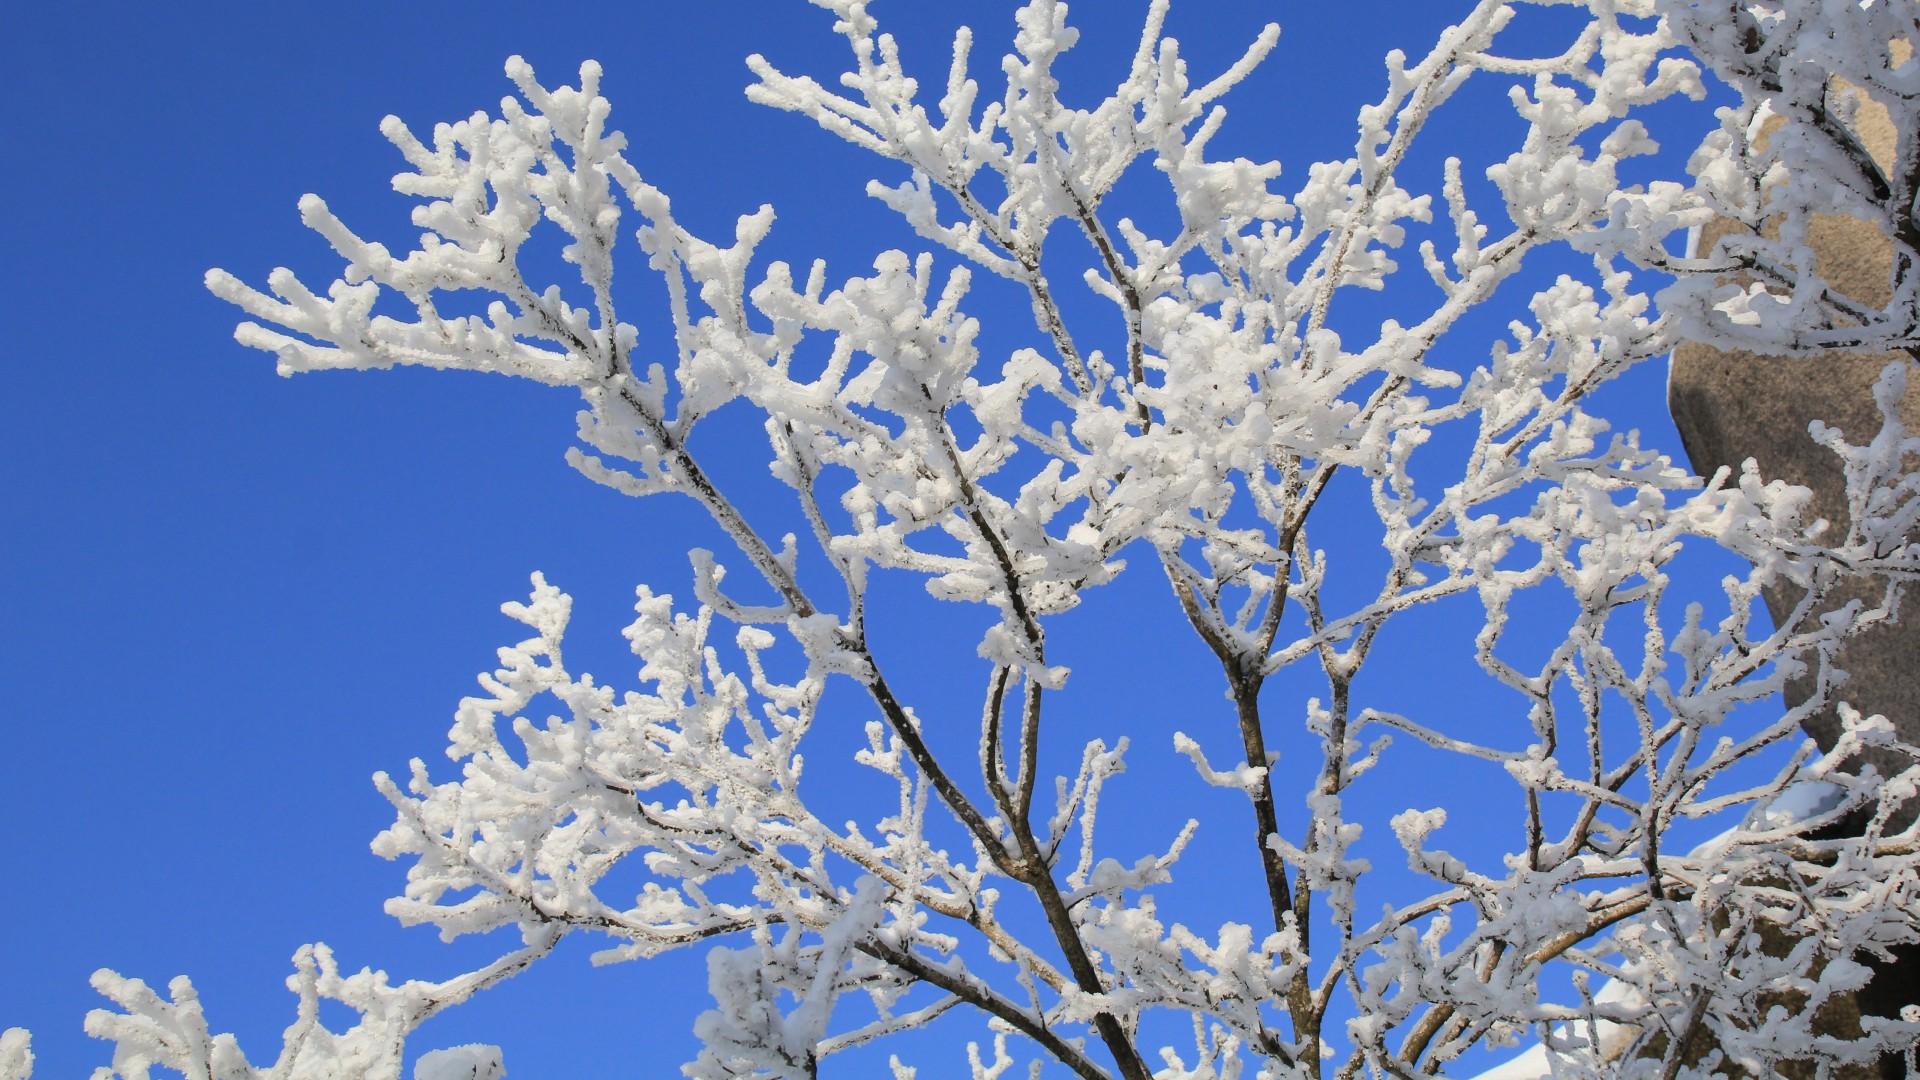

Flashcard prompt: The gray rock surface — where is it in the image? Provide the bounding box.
[1667,76,1919,795]
[1666,69,1917,1078]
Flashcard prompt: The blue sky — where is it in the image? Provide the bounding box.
[3,3,1761,1076]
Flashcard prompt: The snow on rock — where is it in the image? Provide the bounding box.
[415,1044,506,1080]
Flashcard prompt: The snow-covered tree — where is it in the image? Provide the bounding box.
[11,1,1919,1076]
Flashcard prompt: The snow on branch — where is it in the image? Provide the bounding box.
[37,0,1920,1076]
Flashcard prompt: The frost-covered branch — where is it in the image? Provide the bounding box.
[31,1,1920,1077]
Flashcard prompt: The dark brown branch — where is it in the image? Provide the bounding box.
[1062,181,1150,432]
[860,939,1111,1080]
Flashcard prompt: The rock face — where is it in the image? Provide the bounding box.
[1668,60,1919,792]
[1669,245,1919,779]
[1666,60,1918,1080]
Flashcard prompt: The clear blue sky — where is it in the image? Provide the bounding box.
[3,3,1755,1076]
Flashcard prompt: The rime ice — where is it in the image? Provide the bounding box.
[42,2,1920,1077]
